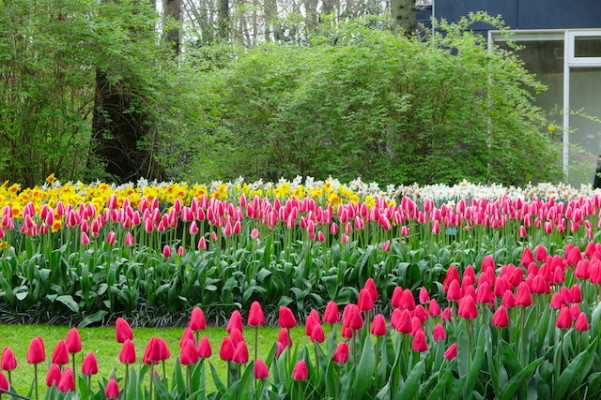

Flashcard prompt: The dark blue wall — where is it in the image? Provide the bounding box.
[433,0,601,33]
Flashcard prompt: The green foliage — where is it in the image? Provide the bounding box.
[0,0,200,185]
[182,14,562,186]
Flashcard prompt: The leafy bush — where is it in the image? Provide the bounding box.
[183,15,562,185]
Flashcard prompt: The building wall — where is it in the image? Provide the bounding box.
[433,0,601,33]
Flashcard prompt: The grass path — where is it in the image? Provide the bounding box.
[0,324,311,396]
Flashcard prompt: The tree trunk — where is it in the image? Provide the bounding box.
[91,0,166,183]
[217,0,229,40]
[263,0,276,41]
[390,0,416,34]
[163,0,182,55]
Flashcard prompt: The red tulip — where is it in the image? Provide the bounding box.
[358,289,374,311]
[310,324,325,343]
[227,310,244,334]
[308,309,321,325]
[180,328,196,348]
[556,307,572,329]
[229,328,245,347]
[443,266,460,291]
[66,328,82,354]
[275,342,285,358]
[371,314,387,336]
[444,343,457,360]
[277,329,293,348]
[492,306,509,328]
[189,307,207,331]
[414,305,428,322]
[162,245,172,257]
[441,308,452,322]
[458,295,477,319]
[400,289,416,310]
[180,339,199,365]
[521,247,534,267]
[26,337,46,364]
[248,302,265,326]
[364,278,379,302]
[575,312,589,331]
[254,358,269,379]
[81,352,98,375]
[535,245,547,261]
[278,307,297,328]
[342,304,363,330]
[570,284,582,303]
[292,360,308,380]
[515,282,533,307]
[46,364,61,387]
[396,310,412,334]
[433,324,446,341]
[323,301,339,324]
[58,367,75,393]
[333,342,349,363]
[1,348,17,371]
[51,340,69,366]
[428,299,441,316]
[105,378,120,399]
[197,336,212,359]
[219,337,234,361]
[0,371,7,392]
[411,330,428,352]
[119,340,136,364]
[419,287,430,304]
[446,280,462,302]
[233,342,249,364]
[115,318,134,343]
[391,286,404,308]
[381,240,391,252]
[144,337,170,364]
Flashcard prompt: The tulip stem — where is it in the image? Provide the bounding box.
[71,354,76,387]
[33,364,38,400]
[187,365,192,396]
[254,326,259,362]
[124,364,129,399]
[149,365,154,400]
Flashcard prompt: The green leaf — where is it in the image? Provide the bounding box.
[553,339,598,400]
[353,336,376,400]
[500,358,543,400]
[395,361,425,400]
[78,310,108,328]
[56,295,79,312]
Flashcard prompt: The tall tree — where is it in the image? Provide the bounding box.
[218,0,230,40]
[92,0,166,183]
[163,0,182,55]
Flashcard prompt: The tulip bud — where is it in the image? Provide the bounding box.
[46,364,61,387]
[227,310,244,334]
[81,352,98,376]
[51,340,69,366]
[189,307,207,332]
[292,360,308,380]
[443,343,457,360]
[371,314,387,336]
[27,337,45,365]
[58,367,75,393]
[66,328,82,354]
[278,306,297,329]
[119,340,136,364]
[180,339,199,365]
[105,378,120,399]
[433,324,446,341]
[115,318,134,343]
[411,330,428,352]
[575,312,589,331]
[458,295,477,319]
[363,278,379,302]
[248,302,265,326]
[492,306,509,328]
[232,342,249,364]
[556,307,572,329]
[219,337,234,361]
[197,336,212,359]
[332,342,349,363]
[254,358,269,379]
[323,301,339,324]
[1,348,17,371]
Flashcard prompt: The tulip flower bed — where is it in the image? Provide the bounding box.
[1,243,601,399]
[0,177,600,324]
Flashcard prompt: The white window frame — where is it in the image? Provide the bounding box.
[489,29,601,179]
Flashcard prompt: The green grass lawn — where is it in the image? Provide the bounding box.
[0,324,311,396]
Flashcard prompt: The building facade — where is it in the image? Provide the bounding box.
[432,0,601,186]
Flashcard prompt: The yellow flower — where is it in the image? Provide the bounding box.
[548,125,556,132]
[45,173,57,183]
[0,242,9,250]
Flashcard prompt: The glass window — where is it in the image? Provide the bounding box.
[574,36,601,58]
